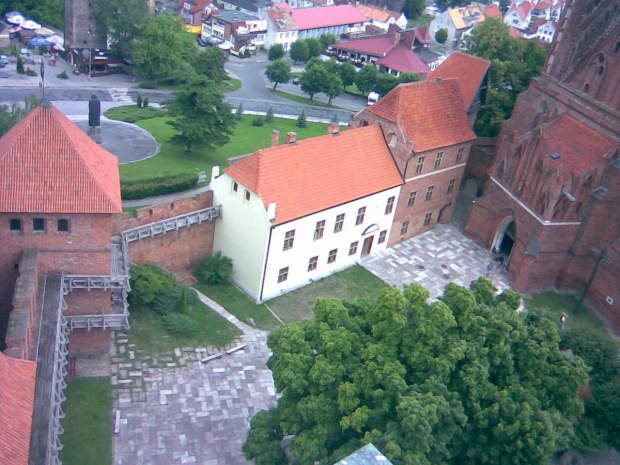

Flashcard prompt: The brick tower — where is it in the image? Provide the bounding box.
[464,0,620,328]
[64,0,107,49]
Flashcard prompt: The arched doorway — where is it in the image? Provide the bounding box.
[492,216,516,264]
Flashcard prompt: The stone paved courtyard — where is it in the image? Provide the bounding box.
[363,223,511,299]
[112,292,278,465]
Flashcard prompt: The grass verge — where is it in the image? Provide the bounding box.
[270,88,345,109]
[128,299,241,355]
[194,282,281,331]
[104,105,164,123]
[267,265,388,323]
[119,116,334,182]
[60,377,112,465]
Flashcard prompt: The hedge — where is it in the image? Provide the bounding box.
[121,173,199,200]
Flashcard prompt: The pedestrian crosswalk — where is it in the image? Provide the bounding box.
[109,88,133,103]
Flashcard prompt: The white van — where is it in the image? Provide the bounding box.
[367,92,379,106]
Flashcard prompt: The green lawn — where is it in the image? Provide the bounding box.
[194,282,282,331]
[407,14,433,28]
[128,299,241,355]
[267,265,388,323]
[344,83,365,97]
[60,378,112,465]
[270,89,345,109]
[104,105,165,123]
[119,116,335,182]
[524,292,611,338]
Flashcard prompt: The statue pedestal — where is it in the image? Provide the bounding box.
[89,126,103,144]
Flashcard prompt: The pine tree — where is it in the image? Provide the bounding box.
[297,109,307,128]
[175,287,189,314]
[266,106,275,123]
[235,103,244,121]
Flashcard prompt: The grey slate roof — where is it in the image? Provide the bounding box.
[334,444,394,465]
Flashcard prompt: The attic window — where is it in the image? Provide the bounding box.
[592,187,608,199]
[550,152,561,160]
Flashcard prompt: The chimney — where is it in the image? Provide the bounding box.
[211,166,220,183]
[286,132,297,144]
[267,202,277,223]
[436,77,443,87]
[271,129,280,147]
[327,122,340,135]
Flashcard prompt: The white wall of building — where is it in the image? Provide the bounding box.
[536,21,556,42]
[261,186,401,301]
[430,12,457,44]
[504,9,530,29]
[266,26,298,50]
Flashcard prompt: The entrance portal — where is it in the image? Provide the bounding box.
[361,236,374,257]
[492,216,516,264]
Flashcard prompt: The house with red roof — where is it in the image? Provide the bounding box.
[354,4,407,31]
[504,1,533,29]
[181,0,214,26]
[350,78,476,243]
[210,124,402,301]
[331,25,432,77]
[533,18,557,42]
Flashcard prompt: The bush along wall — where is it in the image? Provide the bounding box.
[121,173,199,200]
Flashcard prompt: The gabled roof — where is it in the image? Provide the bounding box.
[0,353,37,465]
[427,52,490,109]
[335,35,395,55]
[0,103,122,214]
[540,115,617,177]
[447,5,485,30]
[184,0,211,13]
[291,5,369,30]
[483,3,502,19]
[368,78,476,153]
[508,1,533,19]
[376,43,431,74]
[267,7,296,31]
[224,125,403,225]
[355,4,401,23]
[535,0,552,10]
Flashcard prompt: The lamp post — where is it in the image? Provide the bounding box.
[87,28,94,81]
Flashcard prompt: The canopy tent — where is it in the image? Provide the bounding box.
[53,43,65,51]
[35,27,55,36]
[6,13,25,25]
[28,35,52,46]
[21,20,42,30]
[185,24,202,34]
[46,35,63,44]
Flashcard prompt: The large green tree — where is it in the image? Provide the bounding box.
[134,14,197,84]
[300,65,329,100]
[244,279,588,465]
[374,73,399,96]
[265,59,292,90]
[268,44,285,61]
[166,77,235,152]
[338,62,357,89]
[355,64,379,96]
[94,0,149,59]
[192,47,228,83]
[403,0,425,19]
[290,40,310,64]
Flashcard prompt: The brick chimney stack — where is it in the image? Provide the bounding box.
[286,132,297,144]
[271,129,280,147]
[327,122,340,135]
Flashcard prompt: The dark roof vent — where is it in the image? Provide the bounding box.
[592,187,608,199]
[550,151,561,160]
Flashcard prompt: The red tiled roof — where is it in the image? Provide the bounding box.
[0,103,122,214]
[535,0,552,9]
[225,125,403,225]
[335,35,395,55]
[414,26,432,43]
[292,5,369,30]
[427,51,490,109]
[0,353,37,465]
[267,7,296,31]
[483,3,502,19]
[508,1,533,19]
[376,43,431,74]
[541,115,618,177]
[368,78,476,153]
[185,0,211,13]
[355,4,400,22]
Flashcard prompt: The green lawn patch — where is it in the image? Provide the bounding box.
[270,89,345,109]
[407,14,433,28]
[525,292,611,338]
[194,282,281,331]
[128,299,241,355]
[60,377,112,465]
[344,83,365,97]
[104,105,165,123]
[267,265,388,323]
[119,116,334,182]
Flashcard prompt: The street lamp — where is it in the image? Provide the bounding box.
[87,28,94,81]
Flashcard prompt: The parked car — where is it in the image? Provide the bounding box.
[0,55,9,65]
[292,78,300,85]
[0,61,5,68]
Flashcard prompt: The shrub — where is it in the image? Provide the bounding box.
[16,56,24,74]
[265,106,274,123]
[162,313,200,337]
[235,103,243,120]
[252,115,264,126]
[152,286,199,315]
[297,109,307,128]
[137,94,143,108]
[153,294,176,315]
[175,287,189,314]
[243,48,251,58]
[138,82,158,89]
[129,263,177,306]
[121,173,199,200]
[435,28,448,44]
[57,71,68,79]
[143,96,149,107]
[197,251,233,285]
[26,69,37,77]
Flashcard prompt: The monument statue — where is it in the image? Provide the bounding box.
[88,94,102,143]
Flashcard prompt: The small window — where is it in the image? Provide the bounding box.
[415,157,425,174]
[308,256,318,271]
[434,152,443,170]
[328,249,338,263]
[349,241,358,256]
[314,220,326,240]
[9,219,22,232]
[389,134,397,147]
[425,185,434,201]
[400,221,409,235]
[57,219,70,232]
[447,179,456,194]
[334,214,345,233]
[277,267,289,283]
[378,230,387,244]
[231,181,239,196]
[423,213,432,226]
[407,191,417,207]
[385,197,395,215]
[33,218,45,232]
[244,190,251,204]
[456,147,465,163]
[355,207,366,225]
[283,230,295,251]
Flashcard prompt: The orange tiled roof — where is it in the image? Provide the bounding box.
[225,125,403,225]
[427,52,490,109]
[368,78,476,153]
[0,353,37,465]
[355,4,400,23]
[447,5,485,30]
[541,115,618,177]
[0,103,122,214]
[483,3,502,19]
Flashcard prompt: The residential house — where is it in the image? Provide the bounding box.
[266,6,298,50]
[430,4,485,46]
[354,4,408,32]
[287,0,334,8]
[215,0,273,19]
[503,1,533,29]
[331,25,432,77]
[533,18,557,42]
[181,0,214,26]
[210,125,403,302]
[202,10,267,50]
[350,78,477,244]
